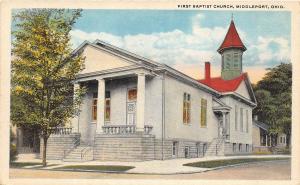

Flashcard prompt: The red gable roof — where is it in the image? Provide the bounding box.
[198,73,247,92]
[217,20,246,53]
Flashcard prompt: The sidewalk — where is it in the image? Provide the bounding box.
[14,154,290,174]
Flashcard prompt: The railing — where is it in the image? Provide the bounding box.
[81,147,93,161]
[49,127,73,135]
[144,125,153,134]
[102,125,153,135]
[63,136,80,159]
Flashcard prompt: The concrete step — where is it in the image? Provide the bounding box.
[62,145,94,162]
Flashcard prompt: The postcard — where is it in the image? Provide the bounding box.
[0,0,299,185]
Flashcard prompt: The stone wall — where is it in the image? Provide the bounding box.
[40,133,80,160]
[94,134,155,161]
[224,142,252,155]
[93,135,208,161]
[154,139,206,160]
[154,139,173,160]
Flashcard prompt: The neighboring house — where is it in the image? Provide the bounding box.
[252,116,287,153]
[11,124,40,154]
[40,20,257,161]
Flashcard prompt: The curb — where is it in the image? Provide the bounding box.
[11,159,290,175]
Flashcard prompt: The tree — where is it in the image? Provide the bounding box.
[10,127,18,163]
[253,63,292,147]
[11,9,85,166]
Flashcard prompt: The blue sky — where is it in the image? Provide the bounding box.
[12,9,290,83]
[70,10,290,82]
[74,10,290,41]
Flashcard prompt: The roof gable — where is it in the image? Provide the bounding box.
[79,44,135,74]
[198,73,257,105]
[235,80,251,100]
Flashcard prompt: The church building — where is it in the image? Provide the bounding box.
[41,19,257,161]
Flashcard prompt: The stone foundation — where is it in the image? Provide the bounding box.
[42,133,253,161]
[94,133,155,161]
[224,142,253,155]
[40,133,80,160]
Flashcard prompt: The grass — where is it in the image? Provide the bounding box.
[54,165,135,172]
[31,164,59,169]
[10,162,42,168]
[183,157,290,168]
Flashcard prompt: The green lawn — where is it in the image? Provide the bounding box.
[183,157,290,168]
[54,165,135,172]
[10,162,42,168]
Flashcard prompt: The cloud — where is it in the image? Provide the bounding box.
[244,36,290,66]
[70,13,227,68]
[70,13,290,82]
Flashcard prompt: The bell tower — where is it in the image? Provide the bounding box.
[218,19,247,80]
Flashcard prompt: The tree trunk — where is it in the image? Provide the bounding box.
[42,136,48,167]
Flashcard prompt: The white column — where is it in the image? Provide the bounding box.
[222,112,226,136]
[73,83,80,133]
[96,78,105,133]
[136,73,145,132]
[265,135,268,146]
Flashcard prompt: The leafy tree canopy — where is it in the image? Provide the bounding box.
[11,9,85,165]
[253,63,292,146]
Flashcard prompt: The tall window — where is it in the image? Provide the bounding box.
[183,93,191,124]
[240,108,243,132]
[105,91,111,122]
[233,53,239,68]
[235,105,238,130]
[92,93,97,121]
[92,91,111,122]
[225,53,232,69]
[246,110,249,133]
[201,98,207,127]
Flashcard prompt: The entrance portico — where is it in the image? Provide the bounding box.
[73,67,154,143]
[212,98,231,141]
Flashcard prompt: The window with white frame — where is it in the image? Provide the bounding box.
[240,108,243,132]
[235,105,238,130]
[105,91,111,122]
[201,98,207,127]
[92,93,97,121]
[246,109,249,133]
[183,93,191,124]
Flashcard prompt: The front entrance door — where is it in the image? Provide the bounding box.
[127,88,137,125]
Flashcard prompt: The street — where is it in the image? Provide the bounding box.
[10,159,290,180]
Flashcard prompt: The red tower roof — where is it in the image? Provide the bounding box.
[217,20,246,53]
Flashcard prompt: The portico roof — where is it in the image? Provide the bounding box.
[73,39,221,96]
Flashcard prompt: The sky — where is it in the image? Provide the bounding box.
[55,10,292,83]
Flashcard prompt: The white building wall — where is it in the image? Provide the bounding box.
[235,81,251,100]
[164,75,219,142]
[221,96,253,145]
[144,76,163,138]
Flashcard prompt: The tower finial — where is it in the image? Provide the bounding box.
[231,13,234,21]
